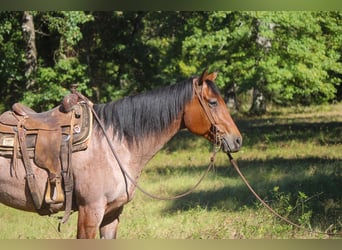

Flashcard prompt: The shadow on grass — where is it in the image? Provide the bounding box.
[161,156,341,230]
[237,119,342,146]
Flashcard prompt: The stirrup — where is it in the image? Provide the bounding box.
[45,177,64,204]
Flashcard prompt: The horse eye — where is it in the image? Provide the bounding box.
[208,99,218,108]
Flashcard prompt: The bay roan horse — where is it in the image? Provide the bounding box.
[0,69,242,238]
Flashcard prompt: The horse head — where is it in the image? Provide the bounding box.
[183,69,242,153]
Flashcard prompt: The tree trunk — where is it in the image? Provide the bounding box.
[250,87,267,115]
[22,11,37,88]
[224,83,240,111]
[248,18,275,115]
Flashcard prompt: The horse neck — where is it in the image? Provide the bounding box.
[129,116,183,166]
[92,80,193,169]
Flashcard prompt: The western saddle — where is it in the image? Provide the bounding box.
[0,86,93,222]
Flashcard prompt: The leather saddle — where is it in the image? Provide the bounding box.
[0,92,93,217]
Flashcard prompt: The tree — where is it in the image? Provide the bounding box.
[78,11,198,103]
[317,11,342,101]
[260,12,342,106]
[180,11,342,114]
[22,11,37,88]
[20,11,94,110]
[0,12,25,112]
[1,11,341,114]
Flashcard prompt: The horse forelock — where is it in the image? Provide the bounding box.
[93,78,195,145]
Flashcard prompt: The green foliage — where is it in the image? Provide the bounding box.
[19,11,93,111]
[22,57,90,110]
[270,187,313,228]
[266,12,342,105]
[0,12,25,110]
[0,11,342,113]
[39,11,94,59]
[181,11,342,107]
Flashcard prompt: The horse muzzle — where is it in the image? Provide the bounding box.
[221,134,242,153]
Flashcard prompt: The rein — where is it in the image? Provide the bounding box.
[227,152,340,237]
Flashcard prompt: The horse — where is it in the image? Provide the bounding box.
[0,69,242,239]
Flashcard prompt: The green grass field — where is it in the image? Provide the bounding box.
[0,104,341,239]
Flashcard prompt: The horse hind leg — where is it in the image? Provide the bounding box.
[100,206,124,239]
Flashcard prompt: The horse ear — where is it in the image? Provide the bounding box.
[198,68,209,85]
[206,72,218,82]
[198,68,217,85]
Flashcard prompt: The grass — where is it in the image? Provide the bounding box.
[0,103,341,239]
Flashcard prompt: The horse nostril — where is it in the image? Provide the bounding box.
[235,137,242,147]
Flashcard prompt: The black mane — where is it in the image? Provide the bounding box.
[93,78,195,145]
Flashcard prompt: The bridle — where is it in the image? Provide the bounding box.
[192,78,225,151]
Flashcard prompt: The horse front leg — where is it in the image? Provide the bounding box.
[77,205,105,239]
[100,218,119,239]
[99,206,124,239]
